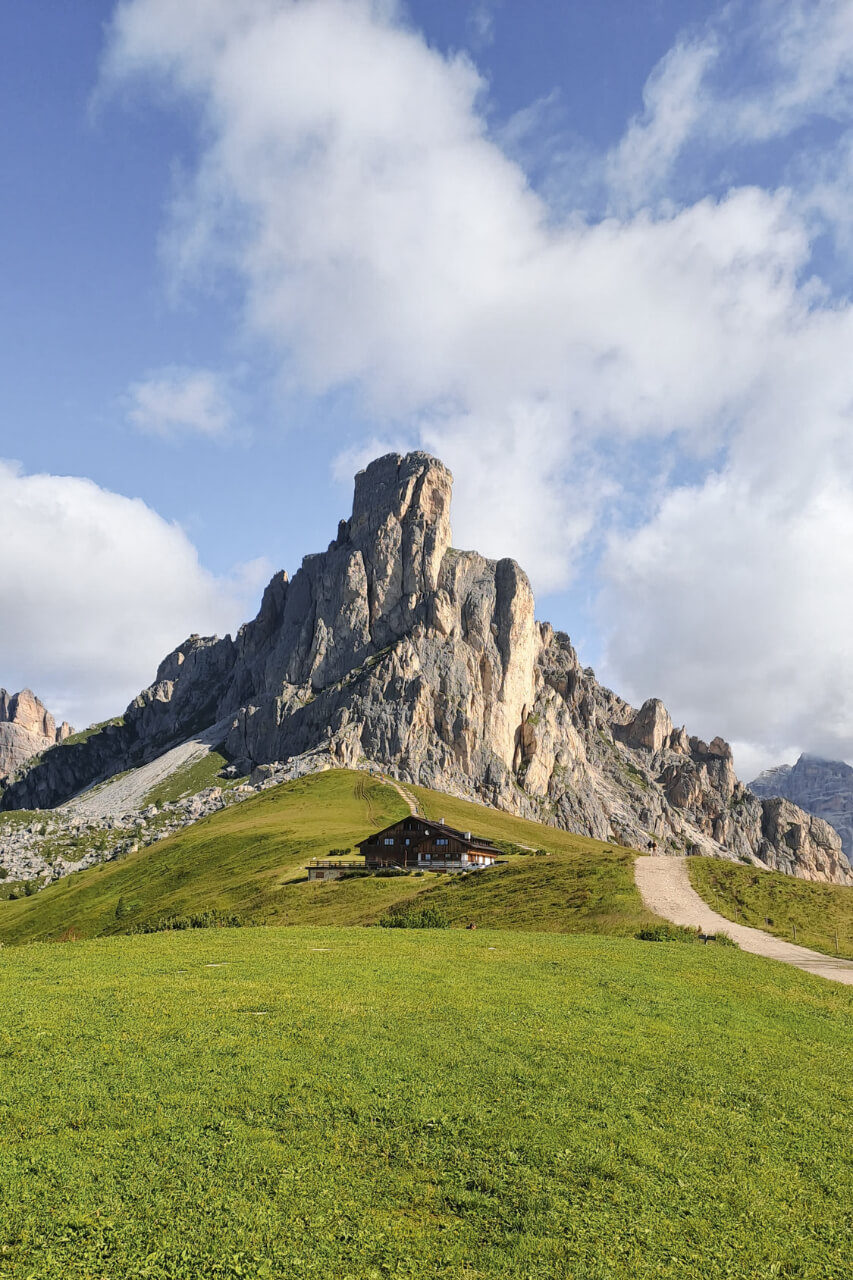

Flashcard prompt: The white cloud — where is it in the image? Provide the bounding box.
[605,36,719,210]
[723,0,853,141]
[101,3,816,581]
[729,741,800,787]
[0,461,265,727]
[468,2,497,48]
[599,437,853,766]
[100,0,853,765]
[601,0,853,208]
[126,366,234,439]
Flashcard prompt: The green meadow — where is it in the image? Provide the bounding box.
[1,928,851,1279]
[0,771,656,945]
[689,856,853,959]
[2,770,851,1277]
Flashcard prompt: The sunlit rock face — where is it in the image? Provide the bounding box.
[0,689,71,781]
[4,453,849,885]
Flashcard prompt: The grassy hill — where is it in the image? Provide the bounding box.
[0,926,850,1279]
[0,770,656,945]
[689,856,853,959]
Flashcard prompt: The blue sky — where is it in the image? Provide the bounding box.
[2,0,718,581]
[4,0,853,779]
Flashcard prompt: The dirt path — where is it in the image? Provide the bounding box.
[635,856,853,986]
[61,719,231,821]
[379,774,419,816]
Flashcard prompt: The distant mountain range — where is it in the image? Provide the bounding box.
[2,452,850,884]
[750,755,853,865]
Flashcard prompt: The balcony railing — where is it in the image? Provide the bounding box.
[308,860,366,870]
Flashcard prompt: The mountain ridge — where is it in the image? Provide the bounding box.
[4,452,849,884]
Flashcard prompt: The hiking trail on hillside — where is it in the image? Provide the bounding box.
[636,855,853,985]
[379,774,419,816]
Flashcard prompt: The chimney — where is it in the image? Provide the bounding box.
[440,817,445,824]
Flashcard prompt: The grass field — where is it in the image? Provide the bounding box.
[0,927,850,1279]
[0,771,656,945]
[143,749,244,807]
[689,857,853,959]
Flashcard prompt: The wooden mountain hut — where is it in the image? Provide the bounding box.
[357,816,502,872]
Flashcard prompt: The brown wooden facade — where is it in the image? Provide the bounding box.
[357,816,501,870]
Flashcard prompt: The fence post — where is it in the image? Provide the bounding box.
[792,923,797,943]
[835,928,839,955]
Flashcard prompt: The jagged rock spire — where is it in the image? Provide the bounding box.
[3,453,849,884]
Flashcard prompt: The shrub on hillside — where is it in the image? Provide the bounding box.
[129,909,246,935]
[636,923,703,943]
[380,905,450,929]
[635,923,739,947]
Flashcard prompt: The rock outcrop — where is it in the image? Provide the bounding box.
[750,755,853,867]
[0,689,72,782]
[3,452,849,884]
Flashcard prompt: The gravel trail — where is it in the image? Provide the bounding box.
[61,720,232,821]
[635,855,853,986]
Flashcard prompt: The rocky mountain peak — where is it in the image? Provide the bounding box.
[342,451,454,647]
[0,688,72,781]
[349,451,452,579]
[1,688,55,739]
[3,452,849,884]
[750,753,853,866]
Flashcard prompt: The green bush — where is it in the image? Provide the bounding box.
[635,923,702,943]
[635,923,739,947]
[129,910,246,935]
[379,905,450,929]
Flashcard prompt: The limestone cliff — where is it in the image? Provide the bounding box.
[3,453,849,884]
[750,755,853,866]
[0,689,72,781]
